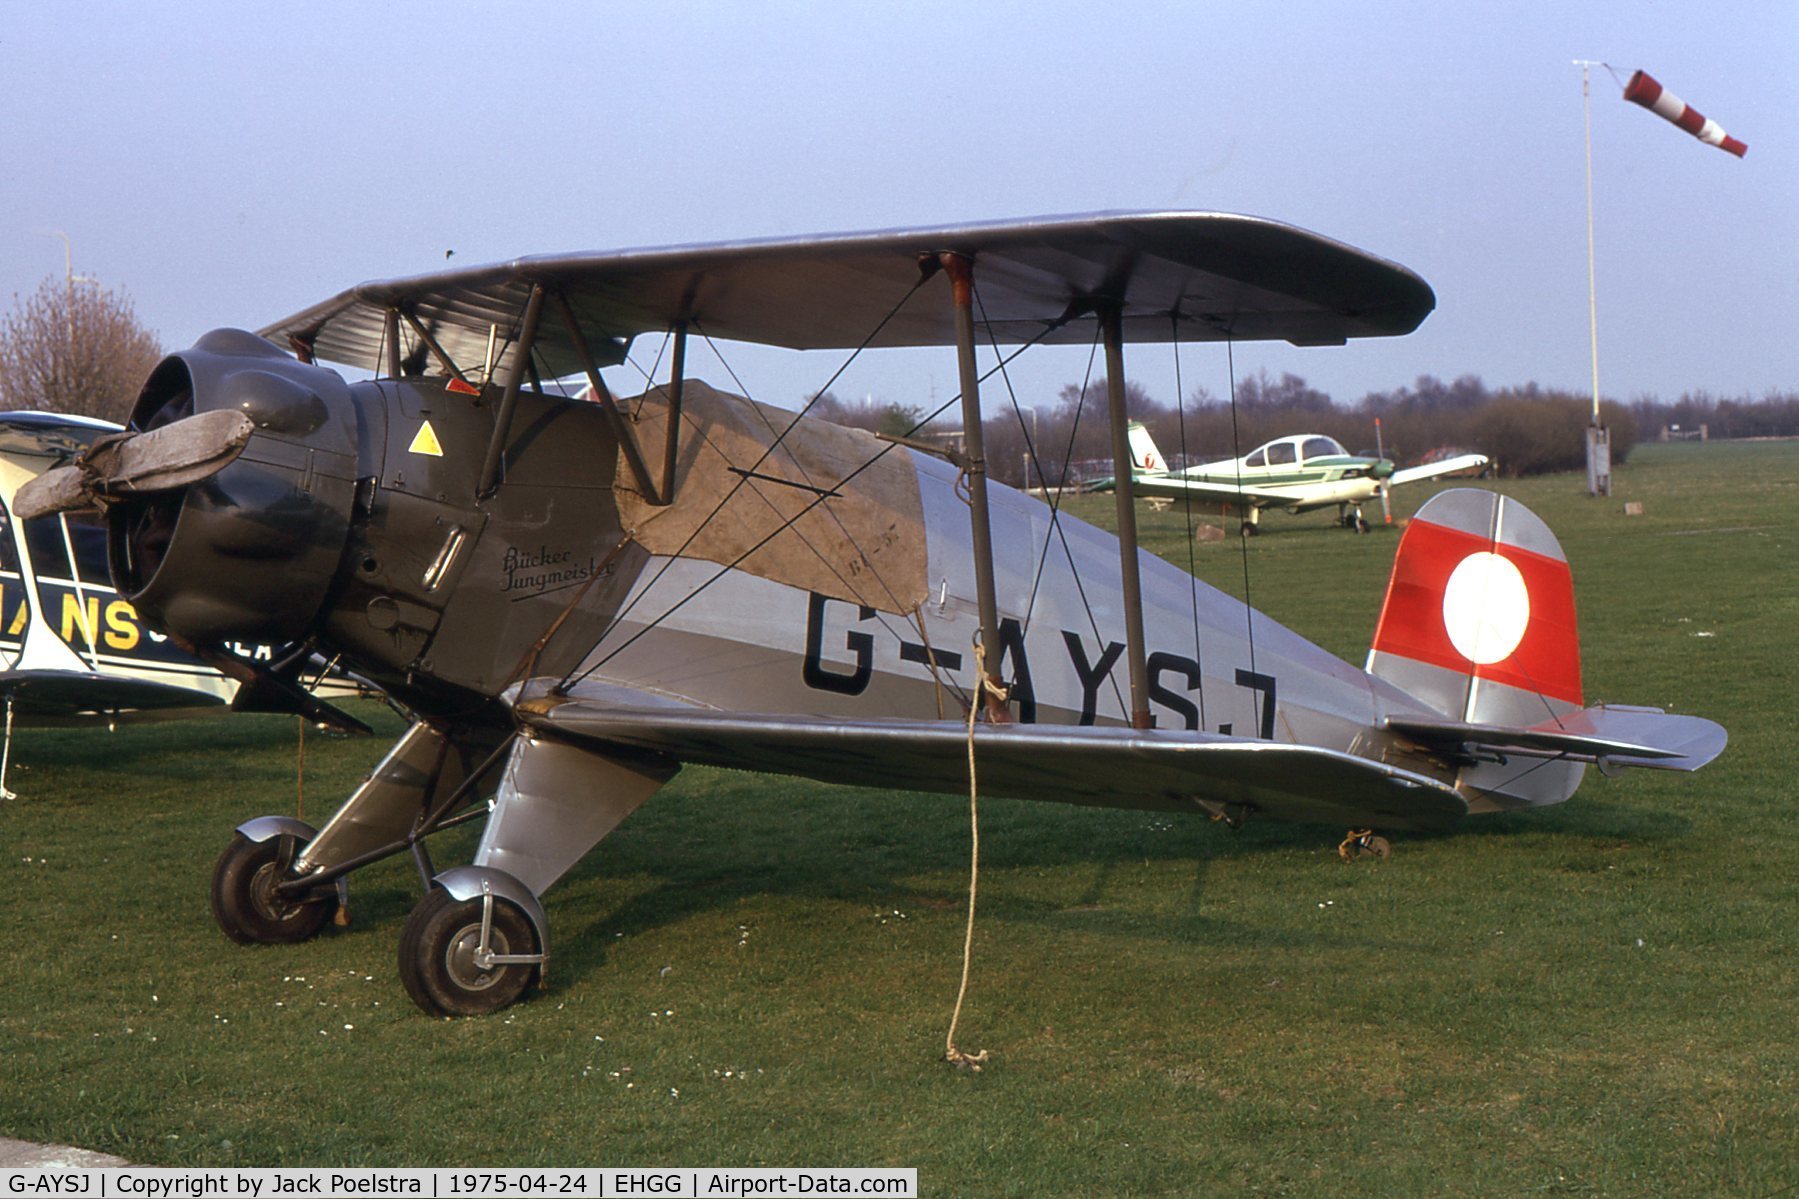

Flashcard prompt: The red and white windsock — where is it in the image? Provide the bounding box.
[1622,70,1747,158]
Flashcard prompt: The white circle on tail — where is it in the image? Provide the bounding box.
[1442,551,1530,665]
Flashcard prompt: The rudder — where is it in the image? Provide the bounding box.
[1126,422,1170,474]
[1368,489,1586,809]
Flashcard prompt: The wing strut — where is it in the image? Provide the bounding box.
[549,291,666,504]
[657,322,688,505]
[941,253,1008,721]
[383,308,402,379]
[477,284,546,498]
[1101,303,1153,728]
[400,311,481,394]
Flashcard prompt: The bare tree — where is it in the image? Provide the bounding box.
[0,275,164,422]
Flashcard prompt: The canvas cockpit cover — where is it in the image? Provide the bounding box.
[615,381,927,614]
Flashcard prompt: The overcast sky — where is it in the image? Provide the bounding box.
[3,1,1792,419]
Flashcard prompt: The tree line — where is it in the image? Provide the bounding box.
[2,274,1793,483]
[0,276,163,422]
[826,371,1799,490]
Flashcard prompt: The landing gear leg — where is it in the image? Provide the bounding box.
[1338,829,1391,861]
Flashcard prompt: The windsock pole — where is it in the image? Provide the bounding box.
[1575,60,1612,496]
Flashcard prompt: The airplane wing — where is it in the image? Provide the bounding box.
[0,669,227,721]
[1389,454,1488,488]
[514,688,1469,832]
[1111,474,1297,508]
[259,211,1435,377]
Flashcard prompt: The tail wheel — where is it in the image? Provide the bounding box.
[398,888,541,1017]
[1337,830,1392,861]
[211,832,337,945]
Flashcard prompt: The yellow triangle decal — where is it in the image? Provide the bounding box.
[408,421,444,457]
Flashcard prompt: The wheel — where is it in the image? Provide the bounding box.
[211,832,336,945]
[1337,829,1391,862]
[1353,515,1371,534]
[398,887,541,1017]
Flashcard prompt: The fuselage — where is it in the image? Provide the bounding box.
[1167,433,1393,511]
[297,376,1436,772]
[98,348,1446,789]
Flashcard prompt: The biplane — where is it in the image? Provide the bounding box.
[17,211,1724,1016]
[1095,423,1488,532]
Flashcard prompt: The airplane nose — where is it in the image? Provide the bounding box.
[108,331,366,645]
[19,330,370,647]
[1371,459,1396,480]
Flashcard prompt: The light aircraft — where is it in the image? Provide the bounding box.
[1097,422,1489,533]
[0,412,365,794]
[17,211,1724,1017]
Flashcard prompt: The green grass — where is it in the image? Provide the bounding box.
[1,440,1795,1195]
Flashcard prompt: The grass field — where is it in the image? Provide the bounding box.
[1,440,1794,1196]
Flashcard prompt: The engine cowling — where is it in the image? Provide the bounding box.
[108,329,371,645]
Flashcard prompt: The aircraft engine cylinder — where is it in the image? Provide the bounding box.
[108,329,368,645]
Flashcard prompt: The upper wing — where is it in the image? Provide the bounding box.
[259,211,1435,376]
[1389,454,1489,488]
[515,689,1468,832]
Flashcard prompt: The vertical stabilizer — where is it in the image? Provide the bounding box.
[1126,422,1169,474]
[1368,489,1586,809]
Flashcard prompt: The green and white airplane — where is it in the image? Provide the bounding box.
[1100,423,1488,534]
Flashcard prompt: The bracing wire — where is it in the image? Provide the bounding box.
[966,297,1127,721]
[1224,337,1262,727]
[562,320,1069,692]
[561,277,931,687]
[1171,317,1206,731]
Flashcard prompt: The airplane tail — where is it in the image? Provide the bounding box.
[1366,489,1724,811]
[1126,422,1170,474]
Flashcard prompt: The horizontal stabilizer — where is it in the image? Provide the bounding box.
[1386,704,1727,772]
[516,686,1469,831]
[1388,453,1489,488]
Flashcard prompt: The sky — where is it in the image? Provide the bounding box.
[2,0,1793,422]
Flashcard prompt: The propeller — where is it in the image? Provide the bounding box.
[13,409,256,520]
[1374,417,1393,525]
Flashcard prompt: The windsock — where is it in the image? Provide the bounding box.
[1622,70,1746,157]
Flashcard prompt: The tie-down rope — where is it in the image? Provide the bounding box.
[944,646,1007,1071]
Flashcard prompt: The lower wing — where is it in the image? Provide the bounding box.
[1124,476,1293,510]
[515,686,1468,832]
[0,669,227,722]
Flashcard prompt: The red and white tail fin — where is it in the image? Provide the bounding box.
[1367,489,1724,810]
[1368,489,1581,729]
[1126,422,1170,474]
